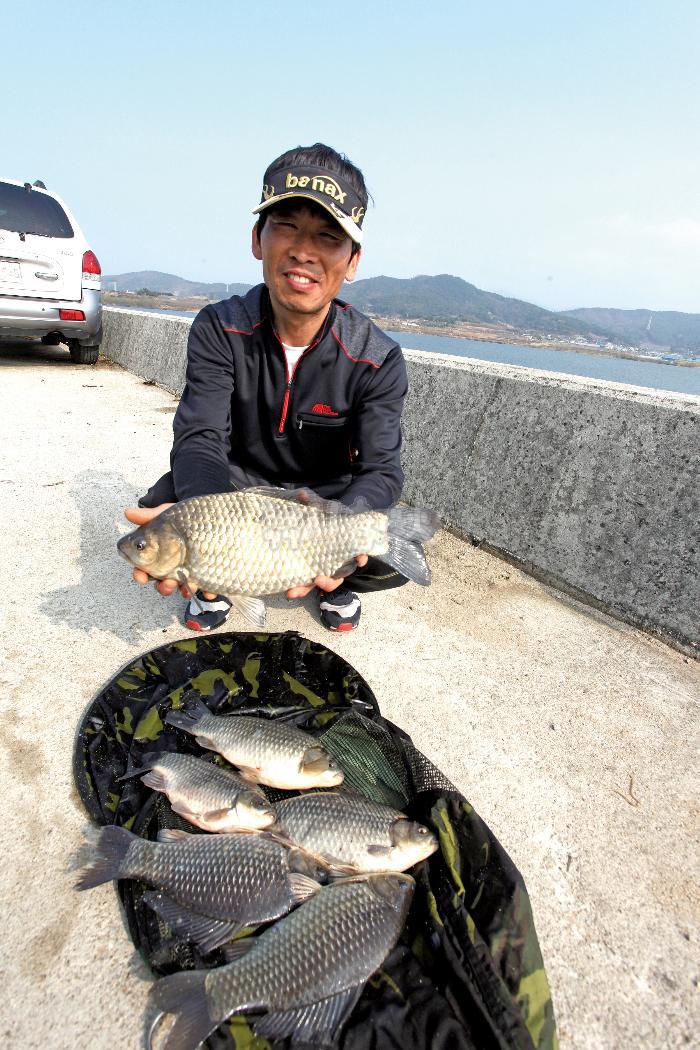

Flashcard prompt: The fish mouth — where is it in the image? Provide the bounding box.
[243,806,276,828]
[116,535,136,561]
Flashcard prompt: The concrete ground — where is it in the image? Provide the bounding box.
[0,341,697,1050]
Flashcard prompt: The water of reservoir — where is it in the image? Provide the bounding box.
[385,331,700,397]
[114,308,700,397]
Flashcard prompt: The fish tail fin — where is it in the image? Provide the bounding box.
[165,696,211,732]
[149,971,217,1050]
[74,825,135,890]
[384,506,440,585]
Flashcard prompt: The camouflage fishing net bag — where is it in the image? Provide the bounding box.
[74,630,558,1050]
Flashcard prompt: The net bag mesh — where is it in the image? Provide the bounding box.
[73,630,557,1050]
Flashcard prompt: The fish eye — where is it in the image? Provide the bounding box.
[417,826,428,835]
[135,538,147,551]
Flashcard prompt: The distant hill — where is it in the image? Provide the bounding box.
[102,270,700,352]
[341,274,612,341]
[562,307,700,352]
[103,270,251,299]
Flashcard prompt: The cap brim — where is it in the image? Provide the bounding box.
[253,192,363,245]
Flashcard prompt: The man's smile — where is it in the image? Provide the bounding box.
[284,269,320,291]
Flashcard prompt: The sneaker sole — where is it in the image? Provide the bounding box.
[185,619,209,632]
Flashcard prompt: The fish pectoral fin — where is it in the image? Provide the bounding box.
[175,569,201,605]
[235,764,263,783]
[167,800,200,821]
[221,937,257,963]
[143,891,242,954]
[287,873,323,904]
[229,594,267,628]
[325,857,357,876]
[201,807,235,822]
[331,559,359,578]
[157,828,195,843]
[366,844,393,856]
[300,746,332,774]
[254,985,365,1043]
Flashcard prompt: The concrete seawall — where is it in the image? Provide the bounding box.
[102,306,700,652]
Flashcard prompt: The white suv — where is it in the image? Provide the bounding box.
[0,178,102,364]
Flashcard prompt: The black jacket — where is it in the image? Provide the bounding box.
[171,285,408,510]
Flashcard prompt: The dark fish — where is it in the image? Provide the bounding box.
[149,873,415,1050]
[75,826,325,953]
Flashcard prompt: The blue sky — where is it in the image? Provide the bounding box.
[6,1,699,311]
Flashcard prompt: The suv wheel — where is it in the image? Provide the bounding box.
[68,341,99,365]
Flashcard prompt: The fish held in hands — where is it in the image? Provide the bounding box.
[149,873,415,1050]
[117,486,440,627]
[272,790,438,873]
[165,698,344,790]
[75,825,325,953]
[122,751,275,832]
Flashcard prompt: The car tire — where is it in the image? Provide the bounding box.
[68,342,99,365]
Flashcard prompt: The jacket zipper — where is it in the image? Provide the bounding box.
[276,333,321,434]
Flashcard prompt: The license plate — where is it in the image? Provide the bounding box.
[0,259,21,284]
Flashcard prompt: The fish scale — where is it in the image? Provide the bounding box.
[164,491,388,595]
[115,831,309,920]
[204,876,415,1023]
[189,712,325,766]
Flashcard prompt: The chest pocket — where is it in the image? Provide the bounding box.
[294,411,353,478]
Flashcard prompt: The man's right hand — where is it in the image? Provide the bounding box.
[123,504,217,601]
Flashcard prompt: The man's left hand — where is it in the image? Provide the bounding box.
[286,554,368,600]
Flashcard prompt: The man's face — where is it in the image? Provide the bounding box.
[252,204,361,329]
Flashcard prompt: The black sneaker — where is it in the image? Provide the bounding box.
[184,592,232,632]
[318,585,361,632]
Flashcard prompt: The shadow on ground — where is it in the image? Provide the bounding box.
[0,339,72,366]
[38,469,321,645]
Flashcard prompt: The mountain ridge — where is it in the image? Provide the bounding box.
[103,270,700,352]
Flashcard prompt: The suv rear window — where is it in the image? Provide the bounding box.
[0,182,74,238]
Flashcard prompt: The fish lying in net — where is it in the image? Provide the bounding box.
[121,751,275,832]
[75,825,326,953]
[149,873,415,1049]
[272,789,438,873]
[165,698,344,790]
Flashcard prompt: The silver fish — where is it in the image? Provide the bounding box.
[149,873,415,1050]
[165,698,344,790]
[272,790,438,873]
[75,825,325,953]
[123,751,275,833]
[117,486,439,627]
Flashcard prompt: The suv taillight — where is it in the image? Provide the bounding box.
[82,250,101,276]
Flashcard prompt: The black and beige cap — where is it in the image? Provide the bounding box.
[253,164,366,244]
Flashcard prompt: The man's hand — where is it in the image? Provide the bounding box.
[286,554,368,601]
[123,504,217,601]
